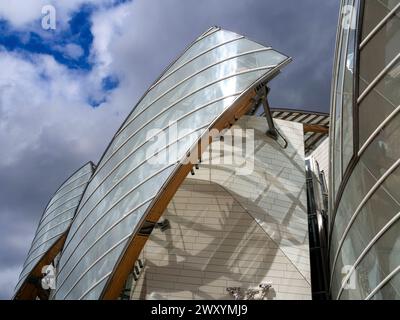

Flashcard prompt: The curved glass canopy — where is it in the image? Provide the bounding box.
[14,162,95,298]
[53,27,291,300]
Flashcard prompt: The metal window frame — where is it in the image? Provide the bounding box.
[55,196,154,298]
[360,2,400,49]
[330,158,400,287]
[328,0,365,294]
[329,2,400,297]
[366,264,400,300]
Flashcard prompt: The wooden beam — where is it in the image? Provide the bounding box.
[304,124,329,134]
[14,233,67,300]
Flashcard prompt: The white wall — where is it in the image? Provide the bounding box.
[309,137,329,182]
[132,116,311,300]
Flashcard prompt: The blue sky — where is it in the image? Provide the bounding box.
[0,5,93,70]
[0,2,123,107]
[0,0,339,299]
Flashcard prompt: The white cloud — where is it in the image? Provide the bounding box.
[55,43,84,59]
[0,0,48,28]
[0,1,122,30]
[0,49,128,168]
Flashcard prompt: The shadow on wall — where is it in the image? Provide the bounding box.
[133,179,302,300]
[195,118,310,279]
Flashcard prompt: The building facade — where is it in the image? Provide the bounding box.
[328,0,400,299]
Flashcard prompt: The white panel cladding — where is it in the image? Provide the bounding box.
[132,180,311,300]
[131,116,311,300]
[310,137,329,183]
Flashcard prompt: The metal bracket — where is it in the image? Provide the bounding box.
[155,218,170,232]
[252,84,288,149]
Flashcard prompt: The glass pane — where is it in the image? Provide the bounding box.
[100,51,281,175]
[331,166,400,298]
[359,60,400,145]
[332,0,354,201]
[362,0,400,40]
[14,163,93,295]
[55,28,290,300]
[330,112,400,272]
[342,0,358,175]
[359,12,400,89]
[339,218,400,299]
[161,29,241,82]
[370,271,400,299]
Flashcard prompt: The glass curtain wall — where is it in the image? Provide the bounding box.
[329,0,400,300]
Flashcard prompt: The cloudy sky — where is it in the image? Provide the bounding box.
[0,0,339,299]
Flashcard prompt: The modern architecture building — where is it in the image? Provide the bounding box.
[13,0,399,300]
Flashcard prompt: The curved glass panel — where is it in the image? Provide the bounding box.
[331,0,358,202]
[331,166,400,297]
[329,1,400,299]
[54,28,290,300]
[359,59,400,145]
[359,8,400,87]
[361,0,400,41]
[14,162,94,295]
[370,271,400,299]
[330,111,400,271]
[339,217,400,299]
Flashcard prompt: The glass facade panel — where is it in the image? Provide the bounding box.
[14,163,94,295]
[65,242,124,300]
[159,29,240,82]
[339,218,400,299]
[46,172,92,208]
[370,271,400,299]
[34,208,76,240]
[91,50,284,189]
[342,0,358,171]
[331,166,400,298]
[331,0,358,202]
[330,1,400,296]
[359,60,400,145]
[361,0,400,40]
[359,11,400,89]
[330,111,400,271]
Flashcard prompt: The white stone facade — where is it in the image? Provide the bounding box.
[131,116,311,300]
[309,137,329,182]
